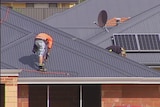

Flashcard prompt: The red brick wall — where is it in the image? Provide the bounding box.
[18,85,29,107]
[18,84,160,107]
[102,85,160,107]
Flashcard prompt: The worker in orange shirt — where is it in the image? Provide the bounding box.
[32,32,53,70]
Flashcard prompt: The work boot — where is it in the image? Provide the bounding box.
[38,63,44,69]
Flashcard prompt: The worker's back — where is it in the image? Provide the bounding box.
[106,45,126,57]
[35,33,53,49]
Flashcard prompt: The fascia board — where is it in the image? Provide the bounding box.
[18,77,160,84]
[142,63,160,68]
[1,69,21,76]
[148,66,160,69]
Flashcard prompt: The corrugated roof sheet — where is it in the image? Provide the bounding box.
[42,0,160,65]
[43,0,160,40]
[95,5,160,47]
[1,6,160,78]
[94,5,160,65]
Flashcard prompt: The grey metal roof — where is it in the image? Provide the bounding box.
[1,0,78,3]
[95,5,160,47]
[42,0,160,66]
[43,0,160,40]
[93,5,160,66]
[1,6,160,79]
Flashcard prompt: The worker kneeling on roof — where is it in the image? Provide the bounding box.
[106,45,126,57]
[32,32,53,69]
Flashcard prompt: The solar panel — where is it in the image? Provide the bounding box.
[114,34,138,50]
[113,33,160,51]
[137,34,160,50]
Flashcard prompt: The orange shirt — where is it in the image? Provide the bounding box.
[35,33,53,49]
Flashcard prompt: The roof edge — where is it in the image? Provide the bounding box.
[1,69,21,76]
[143,63,160,68]
[18,77,160,84]
[148,66,160,69]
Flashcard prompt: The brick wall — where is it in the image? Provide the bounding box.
[0,76,18,107]
[101,85,160,107]
[18,85,29,107]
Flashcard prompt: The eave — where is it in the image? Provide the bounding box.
[0,69,21,76]
[18,77,160,84]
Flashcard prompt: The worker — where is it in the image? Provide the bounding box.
[32,32,53,70]
[106,45,126,57]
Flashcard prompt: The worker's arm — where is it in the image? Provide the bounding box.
[47,36,53,49]
[121,48,126,57]
[47,48,51,54]
[46,36,53,58]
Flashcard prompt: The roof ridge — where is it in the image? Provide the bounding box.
[42,0,89,22]
[114,4,160,32]
[2,21,30,34]
[51,38,160,76]
[1,5,160,77]
[1,33,35,52]
[94,4,160,47]
[55,42,134,77]
[130,4,160,20]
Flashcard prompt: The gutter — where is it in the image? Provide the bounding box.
[143,63,160,69]
[148,66,160,69]
[18,77,160,84]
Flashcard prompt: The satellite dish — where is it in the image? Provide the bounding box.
[98,10,108,27]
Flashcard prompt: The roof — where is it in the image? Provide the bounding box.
[1,6,160,84]
[1,0,78,3]
[94,5,160,47]
[43,0,160,39]
[91,4,160,66]
[42,0,160,66]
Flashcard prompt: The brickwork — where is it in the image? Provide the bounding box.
[18,85,29,107]
[0,76,18,107]
[101,85,160,107]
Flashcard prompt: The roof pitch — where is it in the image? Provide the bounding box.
[42,0,160,66]
[93,4,160,47]
[91,4,160,66]
[43,0,160,40]
[1,6,160,78]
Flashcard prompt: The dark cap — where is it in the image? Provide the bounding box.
[106,45,122,54]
